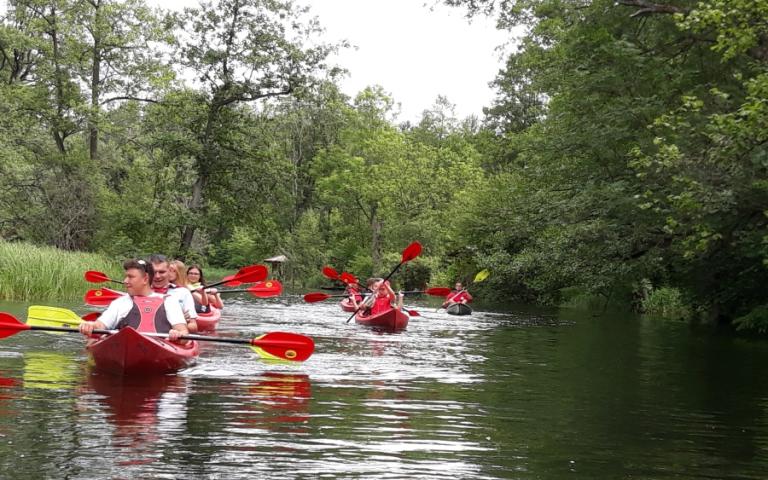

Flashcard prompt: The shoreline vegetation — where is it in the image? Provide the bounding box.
[0,241,120,302]
[1,241,694,324]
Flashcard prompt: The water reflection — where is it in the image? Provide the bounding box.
[81,372,190,466]
[244,372,312,425]
[23,352,79,390]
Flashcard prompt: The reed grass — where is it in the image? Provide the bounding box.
[0,241,121,301]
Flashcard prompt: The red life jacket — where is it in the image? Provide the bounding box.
[447,290,471,303]
[347,287,363,302]
[370,296,393,315]
[116,295,172,333]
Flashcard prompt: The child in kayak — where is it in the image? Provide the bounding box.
[344,280,364,304]
[354,278,404,315]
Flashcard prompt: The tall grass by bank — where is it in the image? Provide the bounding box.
[0,241,121,301]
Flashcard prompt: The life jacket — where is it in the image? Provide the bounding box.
[447,290,471,303]
[116,295,172,333]
[346,287,363,302]
[370,296,393,315]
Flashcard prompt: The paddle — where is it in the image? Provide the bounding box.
[339,272,358,285]
[323,266,360,285]
[304,287,450,303]
[85,282,282,306]
[84,288,123,306]
[84,270,124,286]
[6,311,313,362]
[205,264,269,289]
[217,280,283,297]
[345,241,422,323]
[322,266,340,281]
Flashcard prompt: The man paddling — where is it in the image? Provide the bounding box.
[150,254,199,333]
[442,281,473,309]
[78,259,190,342]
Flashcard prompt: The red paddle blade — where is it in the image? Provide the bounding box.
[81,312,101,321]
[322,266,339,280]
[303,292,330,303]
[247,280,283,297]
[340,272,358,285]
[425,287,452,296]
[406,309,420,317]
[84,270,110,283]
[401,241,422,263]
[0,313,30,339]
[231,265,268,284]
[251,331,314,362]
[84,288,122,306]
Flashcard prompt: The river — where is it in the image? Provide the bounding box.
[0,296,767,479]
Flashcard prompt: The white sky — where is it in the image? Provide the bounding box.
[159,0,513,123]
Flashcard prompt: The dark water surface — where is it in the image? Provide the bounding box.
[0,297,767,479]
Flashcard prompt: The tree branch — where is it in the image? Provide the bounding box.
[616,0,689,17]
[100,95,161,105]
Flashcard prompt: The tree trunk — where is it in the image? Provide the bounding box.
[371,204,381,272]
[89,30,101,161]
[178,172,207,256]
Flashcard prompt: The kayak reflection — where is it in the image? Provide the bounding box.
[84,372,190,464]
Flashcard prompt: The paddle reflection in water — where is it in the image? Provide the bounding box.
[80,372,191,466]
[23,351,79,390]
[216,372,311,432]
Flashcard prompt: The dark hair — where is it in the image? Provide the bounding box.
[123,258,154,282]
[187,264,206,285]
[149,253,168,265]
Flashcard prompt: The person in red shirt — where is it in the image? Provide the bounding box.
[442,281,473,309]
[354,278,404,315]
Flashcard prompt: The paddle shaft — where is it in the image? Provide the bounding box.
[23,324,303,348]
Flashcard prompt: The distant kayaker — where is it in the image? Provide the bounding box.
[78,258,190,343]
[150,254,199,333]
[354,278,404,315]
[344,280,363,304]
[186,264,224,312]
[442,281,473,309]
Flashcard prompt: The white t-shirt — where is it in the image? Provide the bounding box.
[98,292,187,330]
[166,285,198,319]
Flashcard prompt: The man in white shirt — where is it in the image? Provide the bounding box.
[150,254,199,333]
[78,259,189,342]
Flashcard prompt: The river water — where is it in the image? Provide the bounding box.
[0,296,767,479]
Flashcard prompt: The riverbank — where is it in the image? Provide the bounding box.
[0,241,119,301]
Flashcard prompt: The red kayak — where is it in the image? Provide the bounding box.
[355,308,409,331]
[196,307,221,332]
[340,298,357,313]
[87,327,200,375]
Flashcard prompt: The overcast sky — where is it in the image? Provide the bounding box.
[161,0,512,123]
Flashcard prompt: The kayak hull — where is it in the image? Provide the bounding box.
[87,327,200,375]
[340,298,357,313]
[196,307,221,332]
[446,303,473,316]
[355,308,409,331]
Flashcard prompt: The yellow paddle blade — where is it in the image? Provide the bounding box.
[474,269,491,283]
[249,345,295,365]
[27,305,83,333]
